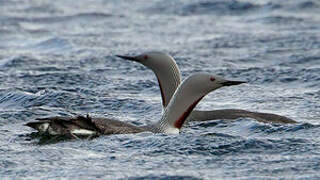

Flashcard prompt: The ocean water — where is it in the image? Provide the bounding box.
[0,0,320,179]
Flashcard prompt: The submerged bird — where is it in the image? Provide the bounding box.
[116,51,296,124]
[26,73,245,137]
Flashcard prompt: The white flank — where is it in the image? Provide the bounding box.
[71,129,96,135]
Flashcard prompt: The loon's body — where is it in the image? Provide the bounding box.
[117,52,296,124]
[188,109,295,123]
[26,73,245,137]
[26,116,146,138]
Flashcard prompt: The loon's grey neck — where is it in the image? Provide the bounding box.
[153,63,181,108]
[153,77,207,133]
[116,52,181,108]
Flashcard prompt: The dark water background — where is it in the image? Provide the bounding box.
[1,0,320,179]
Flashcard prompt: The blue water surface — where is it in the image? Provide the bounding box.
[0,0,320,179]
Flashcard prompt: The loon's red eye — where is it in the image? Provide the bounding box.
[210,77,215,81]
[143,55,148,60]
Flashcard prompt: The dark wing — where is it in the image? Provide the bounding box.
[25,115,100,136]
[91,117,145,134]
[189,109,296,123]
[25,115,146,136]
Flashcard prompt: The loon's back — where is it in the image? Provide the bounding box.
[26,115,146,138]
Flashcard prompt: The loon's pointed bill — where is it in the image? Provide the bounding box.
[221,80,246,86]
[116,55,137,61]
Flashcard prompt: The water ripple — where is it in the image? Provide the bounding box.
[1,0,320,179]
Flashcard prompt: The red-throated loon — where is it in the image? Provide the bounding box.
[116,52,296,124]
[26,73,245,137]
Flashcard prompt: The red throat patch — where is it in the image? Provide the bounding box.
[174,96,204,129]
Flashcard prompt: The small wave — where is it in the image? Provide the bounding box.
[145,0,319,16]
[215,67,320,84]
[213,137,313,155]
[0,56,39,68]
[4,12,113,24]
[22,4,61,14]
[135,130,315,156]
[245,121,320,135]
[123,175,201,180]
[0,89,83,110]
[194,120,221,128]
[282,55,320,67]
[0,91,37,109]
[201,132,238,139]
[145,0,281,16]
[292,1,319,10]
[181,1,258,15]
[272,123,319,133]
[74,12,112,19]
[30,37,72,52]
[252,15,305,25]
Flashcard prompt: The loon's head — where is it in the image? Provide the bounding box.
[116,51,176,72]
[158,73,246,134]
